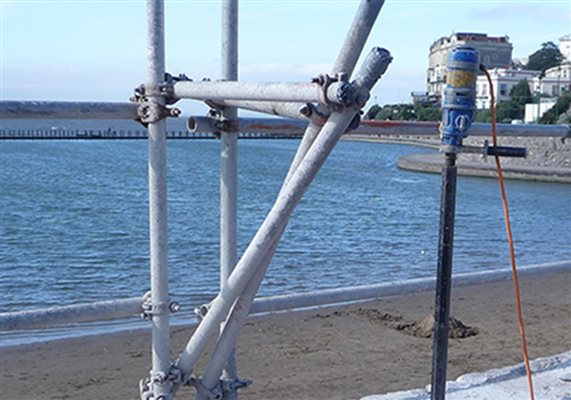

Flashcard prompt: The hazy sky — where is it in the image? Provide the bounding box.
[1,0,569,116]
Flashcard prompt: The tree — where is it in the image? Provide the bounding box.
[364,104,381,120]
[414,102,441,121]
[373,104,416,121]
[495,101,520,122]
[474,109,492,123]
[509,79,533,119]
[525,42,564,74]
[540,91,571,124]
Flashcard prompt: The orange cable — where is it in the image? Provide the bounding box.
[483,66,535,400]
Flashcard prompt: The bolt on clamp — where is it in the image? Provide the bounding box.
[140,366,183,400]
[312,73,350,112]
[188,376,224,400]
[130,73,185,126]
[221,376,253,395]
[141,298,180,320]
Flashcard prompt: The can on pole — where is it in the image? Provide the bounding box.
[440,46,479,149]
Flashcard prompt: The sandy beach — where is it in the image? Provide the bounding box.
[1,269,569,399]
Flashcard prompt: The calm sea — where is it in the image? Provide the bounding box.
[1,130,570,344]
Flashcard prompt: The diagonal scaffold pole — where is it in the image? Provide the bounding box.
[175,2,388,397]
[283,0,386,185]
[192,2,387,396]
[193,48,392,400]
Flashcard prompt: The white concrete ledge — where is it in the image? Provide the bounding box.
[361,351,571,400]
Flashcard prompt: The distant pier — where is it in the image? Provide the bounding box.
[0,128,302,140]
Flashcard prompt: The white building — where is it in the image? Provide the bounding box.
[559,34,571,62]
[544,62,571,81]
[427,32,512,99]
[475,69,538,109]
[475,65,571,109]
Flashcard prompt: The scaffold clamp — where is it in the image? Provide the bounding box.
[141,293,180,320]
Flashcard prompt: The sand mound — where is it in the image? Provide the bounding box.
[398,314,479,339]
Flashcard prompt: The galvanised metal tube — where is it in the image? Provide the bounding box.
[174,109,358,387]
[0,101,139,120]
[189,116,570,138]
[196,241,276,400]
[0,297,144,331]
[284,0,387,183]
[2,260,568,334]
[191,109,358,398]
[332,0,386,74]
[172,81,349,105]
[187,116,308,135]
[356,120,570,138]
[220,0,239,396]
[247,260,571,315]
[213,100,312,121]
[283,124,321,186]
[194,48,392,398]
[146,0,171,398]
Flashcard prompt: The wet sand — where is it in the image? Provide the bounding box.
[1,270,569,400]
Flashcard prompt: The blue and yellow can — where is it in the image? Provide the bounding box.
[440,46,479,148]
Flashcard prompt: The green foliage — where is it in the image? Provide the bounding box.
[525,42,564,73]
[509,79,533,109]
[373,103,416,121]
[495,101,521,122]
[364,104,381,120]
[486,79,532,122]
[540,91,571,124]
[414,102,442,121]
[474,109,492,123]
[365,102,441,122]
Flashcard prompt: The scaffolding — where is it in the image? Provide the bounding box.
[0,1,570,399]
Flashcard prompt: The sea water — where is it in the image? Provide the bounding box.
[1,136,570,344]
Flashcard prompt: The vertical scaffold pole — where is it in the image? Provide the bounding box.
[147,0,171,397]
[220,0,239,398]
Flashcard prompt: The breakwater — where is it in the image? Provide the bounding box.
[0,128,301,140]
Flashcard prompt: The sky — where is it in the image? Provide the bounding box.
[1,0,570,116]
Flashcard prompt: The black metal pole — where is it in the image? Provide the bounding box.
[430,152,458,400]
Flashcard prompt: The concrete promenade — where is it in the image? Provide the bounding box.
[398,153,571,183]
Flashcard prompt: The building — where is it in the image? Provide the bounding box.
[475,68,537,109]
[475,64,571,110]
[427,32,513,99]
[559,34,571,62]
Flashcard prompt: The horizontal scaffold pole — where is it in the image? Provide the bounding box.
[187,116,308,135]
[1,260,568,333]
[0,101,140,120]
[187,116,570,138]
[249,260,571,314]
[0,296,144,331]
[211,100,316,123]
[172,81,351,105]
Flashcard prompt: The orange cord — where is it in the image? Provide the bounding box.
[482,67,535,400]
